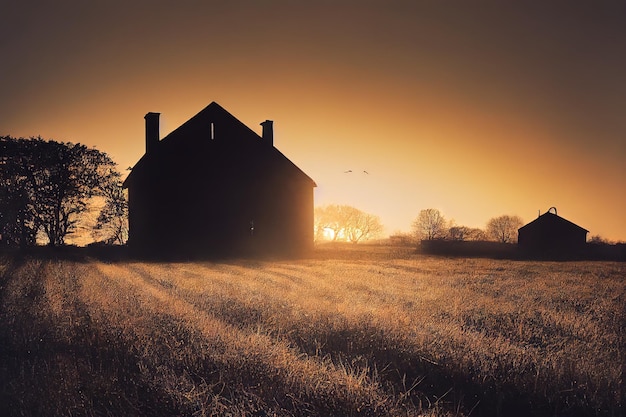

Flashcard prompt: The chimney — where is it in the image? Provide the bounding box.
[260,120,273,147]
[145,112,160,153]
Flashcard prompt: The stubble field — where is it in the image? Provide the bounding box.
[0,245,623,416]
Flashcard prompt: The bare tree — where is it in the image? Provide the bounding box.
[314,205,343,241]
[486,215,524,243]
[589,235,613,245]
[448,225,471,241]
[343,207,384,243]
[447,224,487,241]
[412,208,447,240]
[467,227,487,241]
[92,175,128,245]
[314,204,383,243]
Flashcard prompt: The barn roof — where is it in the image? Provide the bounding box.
[518,211,589,234]
[123,102,316,189]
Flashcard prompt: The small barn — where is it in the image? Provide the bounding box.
[122,102,316,257]
[518,207,588,257]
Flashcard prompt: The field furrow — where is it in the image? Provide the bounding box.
[86,261,396,416]
[0,250,623,417]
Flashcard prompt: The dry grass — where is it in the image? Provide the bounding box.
[0,247,623,416]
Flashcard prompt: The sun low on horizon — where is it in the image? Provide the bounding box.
[1,1,625,242]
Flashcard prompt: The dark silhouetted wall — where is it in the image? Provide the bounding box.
[124,102,316,258]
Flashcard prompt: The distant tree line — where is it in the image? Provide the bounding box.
[314,204,383,243]
[409,208,524,244]
[0,136,127,247]
[315,205,528,246]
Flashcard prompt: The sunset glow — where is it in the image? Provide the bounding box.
[2,1,624,241]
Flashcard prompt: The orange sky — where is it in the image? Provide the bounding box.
[2,1,625,241]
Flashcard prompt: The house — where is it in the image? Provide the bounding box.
[122,102,316,257]
[517,207,588,257]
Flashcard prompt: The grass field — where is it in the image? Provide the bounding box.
[0,245,623,416]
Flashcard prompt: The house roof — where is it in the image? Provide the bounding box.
[518,211,589,234]
[123,102,316,189]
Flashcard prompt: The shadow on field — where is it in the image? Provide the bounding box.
[0,244,312,264]
[289,321,607,417]
[0,245,623,417]
[418,240,626,261]
[3,240,623,263]
[0,258,179,416]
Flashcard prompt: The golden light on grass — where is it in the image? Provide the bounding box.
[0,247,623,416]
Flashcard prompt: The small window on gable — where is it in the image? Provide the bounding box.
[210,122,215,140]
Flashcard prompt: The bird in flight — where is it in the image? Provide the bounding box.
[344,169,371,174]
